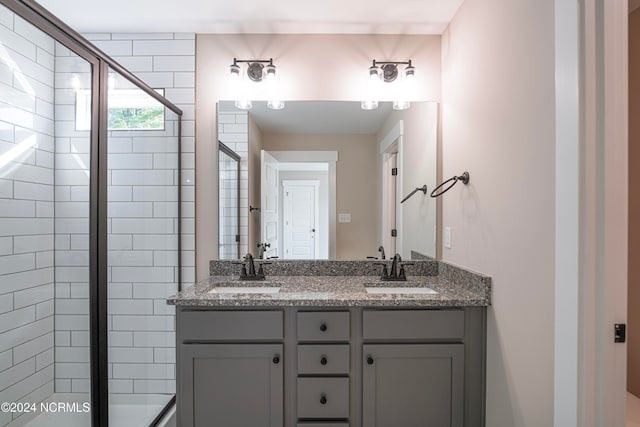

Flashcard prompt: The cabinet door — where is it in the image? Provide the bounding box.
[363,344,464,427]
[179,344,283,427]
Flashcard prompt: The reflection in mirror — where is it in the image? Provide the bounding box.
[217,101,437,260]
[219,141,241,259]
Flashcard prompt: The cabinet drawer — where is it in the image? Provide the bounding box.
[179,310,283,341]
[297,377,350,419]
[297,311,350,342]
[298,345,350,375]
[363,309,464,340]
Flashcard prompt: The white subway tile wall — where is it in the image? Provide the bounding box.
[218,112,249,257]
[0,10,56,426]
[0,18,194,424]
[82,33,195,396]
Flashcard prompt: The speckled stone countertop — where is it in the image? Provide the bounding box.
[167,263,491,307]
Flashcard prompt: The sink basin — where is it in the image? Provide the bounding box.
[209,287,281,294]
[365,287,438,295]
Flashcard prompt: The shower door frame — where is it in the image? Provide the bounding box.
[0,1,184,426]
[218,141,241,259]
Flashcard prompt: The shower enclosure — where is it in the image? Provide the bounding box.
[0,1,182,426]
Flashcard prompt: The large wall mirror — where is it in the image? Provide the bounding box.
[217,101,438,261]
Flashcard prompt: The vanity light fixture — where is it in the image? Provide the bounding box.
[228,58,284,110]
[361,59,415,111]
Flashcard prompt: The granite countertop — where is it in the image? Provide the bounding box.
[167,275,490,307]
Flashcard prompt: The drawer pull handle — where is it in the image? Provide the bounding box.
[367,356,374,365]
[273,355,280,364]
[320,323,328,332]
[320,356,328,365]
[320,394,327,405]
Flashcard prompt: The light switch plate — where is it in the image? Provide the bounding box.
[444,226,452,249]
[338,213,352,223]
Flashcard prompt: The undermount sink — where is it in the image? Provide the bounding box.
[365,287,438,295]
[209,286,281,294]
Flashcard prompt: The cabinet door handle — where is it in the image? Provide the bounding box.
[320,323,327,332]
[366,356,374,365]
[272,355,280,364]
[320,356,328,365]
[320,394,327,405]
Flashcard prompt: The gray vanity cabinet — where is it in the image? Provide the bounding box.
[176,307,486,427]
[177,310,285,427]
[179,344,284,427]
[362,344,464,427]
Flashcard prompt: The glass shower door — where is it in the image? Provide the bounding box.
[106,68,179,426]
[0,6,94,426]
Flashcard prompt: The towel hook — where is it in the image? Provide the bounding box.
[430,172,470,198]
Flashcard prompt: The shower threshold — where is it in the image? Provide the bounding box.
[21,393,174,427]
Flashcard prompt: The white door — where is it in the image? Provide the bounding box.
[261,151,279,259]
[283,181,319,259]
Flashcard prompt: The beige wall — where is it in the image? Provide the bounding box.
[441,0,555,426]
[629,8,640,398]
[262,133,378,259]
[248,115,263,254]
[377,102,438,259]
[195,34,442,279]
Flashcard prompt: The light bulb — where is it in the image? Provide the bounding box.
[393,64,415,110]
[369,64,380,81]
[404,64,415,81]
[268,100,284,110]
[362,64,380,110]
[235,99,252,110]
[392,100,410,110]
[265,64,284,110]
[229,62,251,109]
[361,100,379,110]
[229,63,240,78]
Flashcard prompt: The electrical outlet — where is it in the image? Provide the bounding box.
[444,226,452,249]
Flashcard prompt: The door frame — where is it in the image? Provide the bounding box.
[218,141,241,259]
[268,150,338,258]
[554,0,629,425]
[282,180,321,259]
[379,121,404,257]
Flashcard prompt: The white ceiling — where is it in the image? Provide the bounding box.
[36,0,464,34]
[219,100,395,134]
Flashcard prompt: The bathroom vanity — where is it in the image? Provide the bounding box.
[167,260,491,427]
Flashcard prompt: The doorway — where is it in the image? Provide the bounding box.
[260,150,335,259]
[283,180,320,259]
[379,122,403,258]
